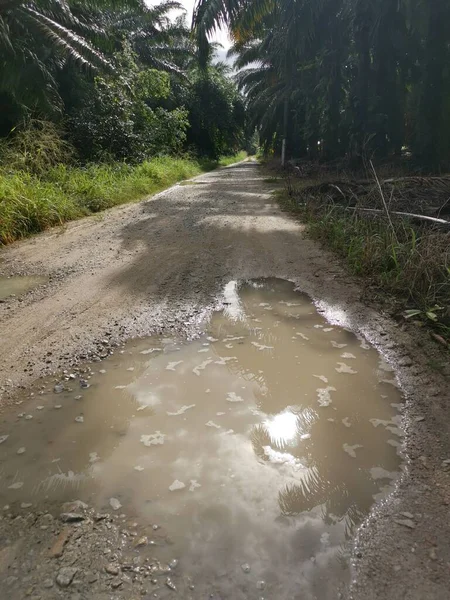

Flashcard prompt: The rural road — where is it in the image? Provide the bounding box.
[0,160,449,599]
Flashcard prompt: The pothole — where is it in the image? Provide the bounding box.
[0,278,405,598]
[0,274,48,300]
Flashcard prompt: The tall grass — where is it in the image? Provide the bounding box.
[279,191,450,338]
[0,155,245,244]
[218,151,247,166]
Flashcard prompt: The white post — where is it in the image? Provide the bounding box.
[281,138,286,167]
[281,96,289,167]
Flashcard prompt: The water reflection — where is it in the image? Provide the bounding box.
[0,278,405,599]
[264,410,300,447]
[0,274,47,300]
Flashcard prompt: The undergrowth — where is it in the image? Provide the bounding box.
[279,190,450,342]
[0,153,246,244]
[218,151,247,166]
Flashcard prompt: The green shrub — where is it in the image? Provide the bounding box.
[0,120,75,175]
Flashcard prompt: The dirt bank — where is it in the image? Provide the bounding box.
[0,160,449,599]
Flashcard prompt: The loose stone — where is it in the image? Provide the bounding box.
[55,567,78,588]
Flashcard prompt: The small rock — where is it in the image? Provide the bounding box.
[241,563,251,573]
[41,513,54,524]
[54,384,64,394]
[42,579,54,589]
[94,513,108,523]
[74,395,82,401]
[105,564,120,576]
[62,500,88,512]
[80,380,89,388]
[400,512,414,519]
[0,435,9,444]
[415,416,425,422]
[55,567,78,588]
[111,580,123,589]
[256,580,266,590]
[21,503,32,509]
[394,518,416,529]
[429,548,437,561]
[74,416,84,423]
[25,415,33,420]
[60,512,85,523]
[165,577,176,591]
[134,536,148,548]
[49,528,71,558]
[17,447,26,455]
[169,559,178,569]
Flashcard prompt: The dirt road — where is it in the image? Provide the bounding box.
[0,160,449,599]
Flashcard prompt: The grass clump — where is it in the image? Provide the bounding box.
[218,151,247,166]
[0,154,245,244]
[279,190,450,340]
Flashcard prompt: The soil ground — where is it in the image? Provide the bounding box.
[0,160,449,599]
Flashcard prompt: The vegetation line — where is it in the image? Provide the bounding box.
[0,152,247,245]
[278,188,450,344]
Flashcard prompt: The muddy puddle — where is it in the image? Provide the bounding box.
[0,274,47,300]
[0,279,405,599]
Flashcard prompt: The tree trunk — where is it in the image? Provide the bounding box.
[353,0,371,157]
[324,2,343,161]
[281,96,289,167]
[419,0,448,168]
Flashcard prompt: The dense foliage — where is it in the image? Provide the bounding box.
[194,0,450,168]
[0,0,246,161]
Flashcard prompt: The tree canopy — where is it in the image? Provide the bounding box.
[2,0,449,168]
[195,0,450,168]
[0,0,247,160]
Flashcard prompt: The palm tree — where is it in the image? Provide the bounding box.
[0,0,186,121]
[0,0,115,118]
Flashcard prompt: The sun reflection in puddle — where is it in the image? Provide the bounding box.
[263,410,301,447]
[0,278,405,600]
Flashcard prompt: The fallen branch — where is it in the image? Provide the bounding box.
[349,207,450,228]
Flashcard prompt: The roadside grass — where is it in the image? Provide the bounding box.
[218,151,248,167]
[278,189,450,343]
[0,153,245,244]
[264,176,283,184]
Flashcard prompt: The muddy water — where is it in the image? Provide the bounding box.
[0,274,47,300]
[0,279,404,599]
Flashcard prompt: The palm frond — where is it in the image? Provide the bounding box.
[21,5,113,70]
